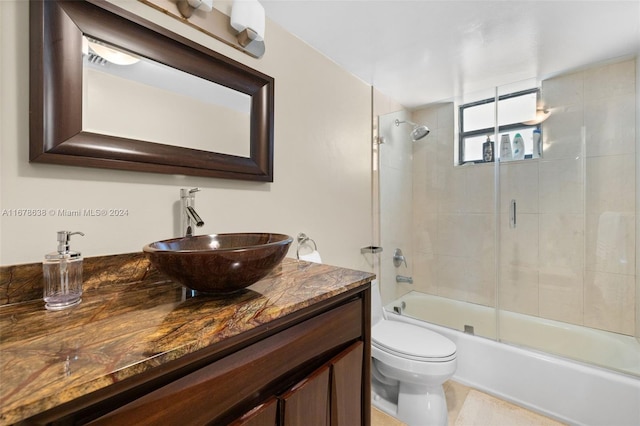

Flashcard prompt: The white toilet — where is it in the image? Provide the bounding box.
[371,281,457,426]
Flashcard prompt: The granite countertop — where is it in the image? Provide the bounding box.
[0,257,374,424]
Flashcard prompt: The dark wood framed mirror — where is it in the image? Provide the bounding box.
[30,0,274,182]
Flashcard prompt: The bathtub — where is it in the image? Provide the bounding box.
[385,291,640,426]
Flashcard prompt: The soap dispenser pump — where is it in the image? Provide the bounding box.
[43,231,85,310]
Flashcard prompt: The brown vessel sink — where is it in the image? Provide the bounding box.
[143,233,293,294]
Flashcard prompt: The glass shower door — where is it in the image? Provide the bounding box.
[377,111,415,307]
[379,100,500,341]
[496,61,640,377]
[377,58,639,378]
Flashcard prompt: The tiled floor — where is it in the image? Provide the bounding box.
[372,380,566,426]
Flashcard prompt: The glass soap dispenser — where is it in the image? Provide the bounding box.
[43,231,85,310]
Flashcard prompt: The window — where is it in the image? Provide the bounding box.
[458,88,541,164]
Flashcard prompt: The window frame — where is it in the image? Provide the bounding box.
[458,88,541,165]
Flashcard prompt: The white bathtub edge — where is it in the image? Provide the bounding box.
[387,311,640,426]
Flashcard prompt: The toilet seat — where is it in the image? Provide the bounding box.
[373,320,456,362]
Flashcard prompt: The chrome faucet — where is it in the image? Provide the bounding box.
[181,188,205,237]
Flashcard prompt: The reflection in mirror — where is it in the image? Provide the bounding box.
[82,37,251,157]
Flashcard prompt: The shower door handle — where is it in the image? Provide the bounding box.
[510,199,517,229]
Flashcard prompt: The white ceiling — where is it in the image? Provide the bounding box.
[261,1,640,108]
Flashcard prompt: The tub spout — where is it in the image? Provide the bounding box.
[396,275,413,284]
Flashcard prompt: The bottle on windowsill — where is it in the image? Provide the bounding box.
[500,134,512,162]
[482,135,494,163]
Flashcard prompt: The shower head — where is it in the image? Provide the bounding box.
[410,125,430,141]
[395,119,430,141]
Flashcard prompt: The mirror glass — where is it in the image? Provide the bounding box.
[82,37,251,157]
[30,0,274,181]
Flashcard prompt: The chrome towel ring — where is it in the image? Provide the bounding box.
[296,232,317,259]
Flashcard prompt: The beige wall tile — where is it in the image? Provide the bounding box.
[412,253,437,294]
[541,70,584,108]
[465,214,496,258]
[584,270,635,334]
[585,212,635,275]
[540,105,585,160]
[584,59,636,101]
[585,94,636,157]
[414,213,437,255]
[539,158,584,214]
[500,213,539,269]
[436,255,471,300]
[437,214,470,257]
[412,105,439,131]
[539,268,584,325]
[586,154,635,214]
[436,103,455,129]
[498,266,539,315]
[539,214,584,271]
[465,165,496,214]
[438,166,467,214]
[466,214,496,305]
[413,134,439,215]
[437,126,456,162]
[466,252,496,306]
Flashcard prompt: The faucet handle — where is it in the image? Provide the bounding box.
[393,248,407,268]
[180,187,201,198]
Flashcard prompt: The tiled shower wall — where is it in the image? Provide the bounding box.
[411,58,636,336]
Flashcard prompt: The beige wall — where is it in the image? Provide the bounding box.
[0,1,373,272]
[410,58,637,337]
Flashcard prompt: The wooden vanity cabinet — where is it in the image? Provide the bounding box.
[29,285,371,426]
[231,398,278,425]
[329,341,364,425]
[278,341,363,426]
[279,363,330,426]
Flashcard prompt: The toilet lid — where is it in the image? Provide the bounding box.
[372,320,456,360]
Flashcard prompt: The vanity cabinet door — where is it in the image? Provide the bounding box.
[229,397,278,426]
[330,341,363,426]
[279,366,330,426]
[278,341,364,426]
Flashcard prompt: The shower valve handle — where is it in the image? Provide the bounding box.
[393,248,407,268]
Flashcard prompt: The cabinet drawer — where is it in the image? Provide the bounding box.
[90,299,363,425]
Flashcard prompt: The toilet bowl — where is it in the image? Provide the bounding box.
[371,281,457,426]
